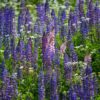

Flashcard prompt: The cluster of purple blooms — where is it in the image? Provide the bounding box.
[0,62,18,100]
[0,0,99,99]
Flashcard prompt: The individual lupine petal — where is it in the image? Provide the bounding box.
[38,70,45,100]
[50,70,58,100]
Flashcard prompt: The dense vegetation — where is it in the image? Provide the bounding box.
[0,0,100,100]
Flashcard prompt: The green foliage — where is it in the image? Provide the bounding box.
[17,70,38,100]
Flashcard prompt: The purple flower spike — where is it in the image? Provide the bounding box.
[38,70,45,100]
[50,70,58,100]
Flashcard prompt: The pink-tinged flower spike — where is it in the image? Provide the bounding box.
[84,54,92,64]
[42,28,55,87]
[42,27,55,66]
[47,27,55,61]
[60,40,67,55]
